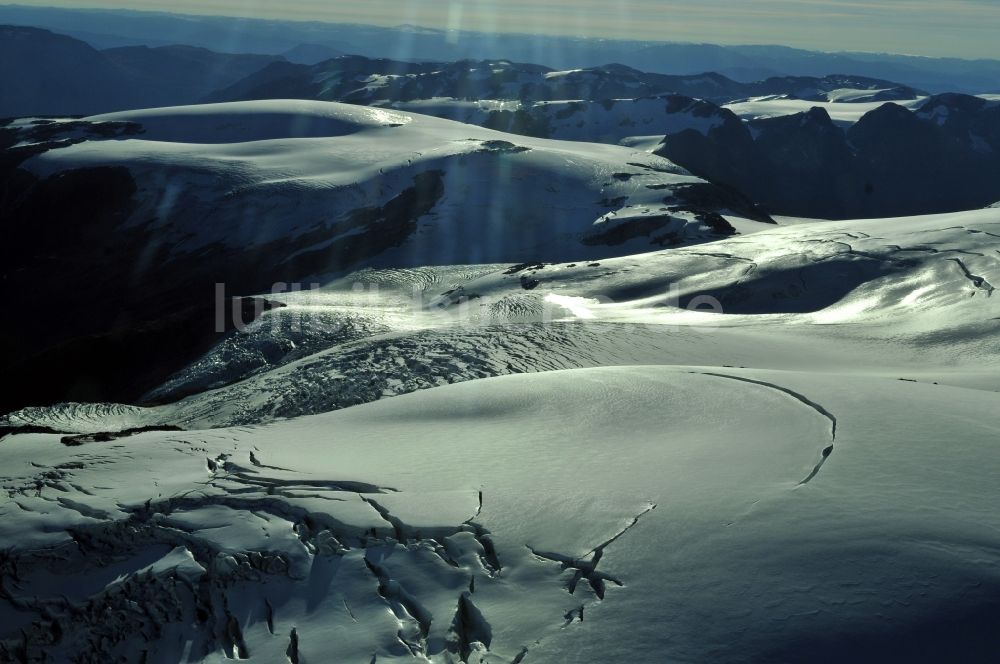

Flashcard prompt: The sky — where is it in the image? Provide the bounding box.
[9,0,1000,59]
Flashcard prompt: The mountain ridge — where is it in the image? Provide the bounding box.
[3,4,999,91]
[0,24,284,116]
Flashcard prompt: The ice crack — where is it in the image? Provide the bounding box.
[692,372,837,484]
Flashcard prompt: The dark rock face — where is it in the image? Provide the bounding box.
[751,107,867,219]
[481,109,552,138]
[668,182,773,224]
[581,182,758,248]
[0,145,445,414]
[582,214,683,247]
[656,94,1000,219]
[60,425,185,446]
[270,170,446,280]
[656,110,759,199]
[847,95,1000,215]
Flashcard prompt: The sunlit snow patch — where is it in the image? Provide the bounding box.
[544,293,599,319]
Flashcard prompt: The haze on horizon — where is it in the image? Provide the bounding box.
[7,0,1000,60]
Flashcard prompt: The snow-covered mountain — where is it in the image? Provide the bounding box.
[209,56,924,107]
[0,24,926,119]
[196,54,1000,220]
[382,95,731,149]
[1,100,769,414]
[656,93,1000,218]
[10,100,760,266]
[369,92,1000,220]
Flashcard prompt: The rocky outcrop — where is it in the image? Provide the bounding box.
[656,94,1000,219]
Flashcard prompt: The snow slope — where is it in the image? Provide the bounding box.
[19,100,765,268]
[2,365,998,662]
[6,207,999,432]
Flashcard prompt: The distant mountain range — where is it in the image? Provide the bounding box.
[208,57,924,106]
[0,25,925,117]
[0,25,281,116]
[2,4,1000,93]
